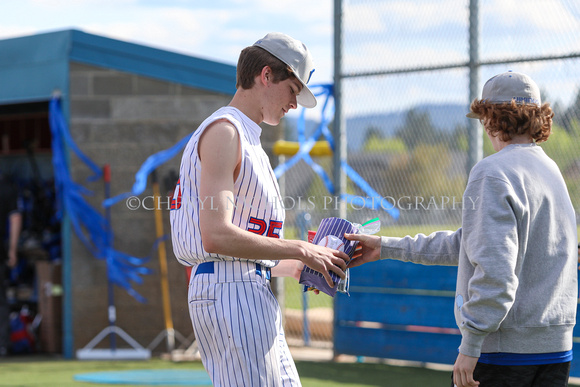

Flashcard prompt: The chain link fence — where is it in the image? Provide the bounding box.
[280,0,580,349]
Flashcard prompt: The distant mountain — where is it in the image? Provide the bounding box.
[285,103,470,151]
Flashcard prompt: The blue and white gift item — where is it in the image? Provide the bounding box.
[299,217,379,297]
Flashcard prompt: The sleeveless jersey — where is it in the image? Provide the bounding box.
[170,106,284,268]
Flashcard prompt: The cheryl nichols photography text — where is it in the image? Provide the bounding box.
[126,194,480,212]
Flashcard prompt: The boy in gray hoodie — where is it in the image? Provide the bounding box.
[345,71,577,387]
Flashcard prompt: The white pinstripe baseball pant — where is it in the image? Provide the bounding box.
[188,260,301,387]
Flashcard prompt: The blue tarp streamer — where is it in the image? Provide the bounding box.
[103,134,193,208]
[273,84,400,220]
[98,83,399,220]
[274,84,335,194]
[101,87,337,205]
[49,97,152,303]
[341,162,400,219]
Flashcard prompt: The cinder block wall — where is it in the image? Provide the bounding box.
[68,61,282,353]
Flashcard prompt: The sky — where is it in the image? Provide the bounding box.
[0,0,335,83]
[1,0,580,118]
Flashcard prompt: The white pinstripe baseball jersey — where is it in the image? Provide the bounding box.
[170,106,285,268]
[170,106,301,386]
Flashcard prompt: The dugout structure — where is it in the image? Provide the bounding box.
[0,29,283,358]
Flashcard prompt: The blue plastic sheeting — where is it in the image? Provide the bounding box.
[103,83,399,221]
[103,133,193,208]
[274,84,335,195]
[74,370,212,386]
[49,96,152,303]
[273,84,399,220]
[104,84,336,209]
[341,161,400,220]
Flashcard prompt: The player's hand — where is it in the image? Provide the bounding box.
[343,233,381,268]
[270,260,320,294]
[271,259,302,279]
[290,259,304,281]
[453,353,479,387]
[290,261,320,295]
[300,242,349,287]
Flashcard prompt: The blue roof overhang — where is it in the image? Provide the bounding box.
[0,29,237,105]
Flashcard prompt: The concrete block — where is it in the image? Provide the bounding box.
[70,74,90,96]
[94,74,134,96]
[179,84,216,96]
[70,99,110,119]
[110,96,230,121]
[91,121,190,145]
[135,77,173,95]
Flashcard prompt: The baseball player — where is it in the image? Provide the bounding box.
[170,32,349,387]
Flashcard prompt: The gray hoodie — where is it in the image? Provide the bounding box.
[380,143,577,358]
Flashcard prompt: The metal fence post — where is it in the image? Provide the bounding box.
[334,0,347,219]
[467,0,482,173]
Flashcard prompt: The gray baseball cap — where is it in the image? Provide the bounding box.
[467,71,541,118]
[254,32,317,108]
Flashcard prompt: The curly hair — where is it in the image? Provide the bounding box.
[469,100,554,143]
[236,46,295,89]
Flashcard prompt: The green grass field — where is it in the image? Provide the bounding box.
[0,356,454,387]
[2,356,579,386]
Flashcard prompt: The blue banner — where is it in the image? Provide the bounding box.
[49,97,152,303]
[273,84,399,220]
[103,133,193,208]
[100,82,399,221]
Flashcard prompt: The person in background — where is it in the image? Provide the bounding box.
[346,71,577,387]
[0,174,22,357]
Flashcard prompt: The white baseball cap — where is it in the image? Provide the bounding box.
[253,32,317,108]
[467,71,541,118]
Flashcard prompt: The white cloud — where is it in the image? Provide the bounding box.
[81,7,232,58]
[345,0,466,33]
[246,0,331,21]
[28,0,138,6]
[343,41,464,74]
[0,25,39,39]
[486,0,580,31]
[0,0,334,82]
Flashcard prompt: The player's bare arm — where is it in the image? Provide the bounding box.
[197,120,349,286]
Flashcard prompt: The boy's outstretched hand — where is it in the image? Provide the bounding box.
[344,233,381,269]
